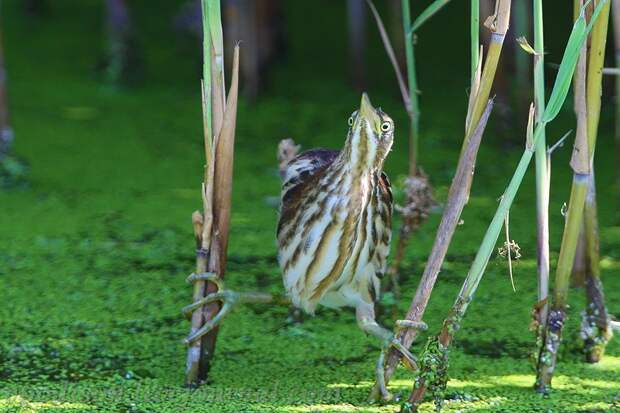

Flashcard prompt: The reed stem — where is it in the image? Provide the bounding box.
[532,0,550,342]
[406,2,608,406]
[402,0,419,175]
[463,0,511,150]
[535,0,611,392]
[471,0,479,81]
[186,0,240,385]
[374,1,512,395]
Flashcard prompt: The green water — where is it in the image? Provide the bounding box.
[0,1,618,412]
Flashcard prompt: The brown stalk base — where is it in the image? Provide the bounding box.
[582,275,612,363]
[535,309,566,393]
[385,171,435,297]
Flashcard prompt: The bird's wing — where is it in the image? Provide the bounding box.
[368,171,393,301]
[277,148,340,240]
[378,171,393,206]
[280,148,340,189]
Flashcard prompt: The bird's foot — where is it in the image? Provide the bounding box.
[182,272,273,345]
[373,320,428,403]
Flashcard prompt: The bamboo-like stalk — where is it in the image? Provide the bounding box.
[582,172,612,362]
[471,0,479,81]
[532,0,550,347]
[375,0,511,393]
[405,3,607,407]
[581,0,613,364]
[464,0,511,149]
[535,0,611,392]
[185,0,240,385]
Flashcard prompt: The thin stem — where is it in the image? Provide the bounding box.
[402,0,419,174]
[471,0,479,82]
[536,0,611,391]
[463,0,511,151]
[533,0,550,334]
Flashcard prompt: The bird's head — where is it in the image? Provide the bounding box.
[345,93,394,170]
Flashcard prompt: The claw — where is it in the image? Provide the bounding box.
[371,320,428,402]
[182,291,236,318]
[184,300,235,344]
[186,272,221,288]
[374,349,393,402]
[391,339,419,371]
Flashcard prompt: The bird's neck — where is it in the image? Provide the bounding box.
[340,125,382,174]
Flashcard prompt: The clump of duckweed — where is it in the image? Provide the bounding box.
[413,336,449,412]
[0,339,133,383]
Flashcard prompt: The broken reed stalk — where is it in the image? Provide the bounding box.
[185,0,240,386]
[463,0,511,151]
[406,3,608,407]
[374,0,511,394]
[0,26,12,158]
[532,0,551,351]
[535,0,610,392]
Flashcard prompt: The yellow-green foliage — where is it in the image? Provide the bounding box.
[0,1,618,412]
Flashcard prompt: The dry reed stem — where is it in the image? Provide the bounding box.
[372,99,494,400]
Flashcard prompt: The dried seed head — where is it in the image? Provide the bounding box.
[498,240,521,260]
[277,138,301,178]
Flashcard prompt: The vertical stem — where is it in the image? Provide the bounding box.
[200,0,229,379]
[463,0,512,150]
[186,0,215,386]
[536,0,611,392]
[377,0,512,394]
[583,172,611,362]
[533,0,550,335]
[471,0,480,81]
[402,0,419,175]
[581,0,613,361]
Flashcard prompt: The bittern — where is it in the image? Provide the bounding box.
[184,93,425,399]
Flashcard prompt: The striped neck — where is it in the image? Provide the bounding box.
[341,119,380,174]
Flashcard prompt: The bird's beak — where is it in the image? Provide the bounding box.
[358,93,380,128]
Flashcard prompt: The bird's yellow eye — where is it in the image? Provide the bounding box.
[348,116,354,126]
[381,121,392,132]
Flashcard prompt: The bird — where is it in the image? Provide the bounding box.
[277,93,425,396]
[184,93,425,398]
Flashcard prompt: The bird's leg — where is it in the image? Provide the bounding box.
[183,272,288,344]
[356,303,427,401]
